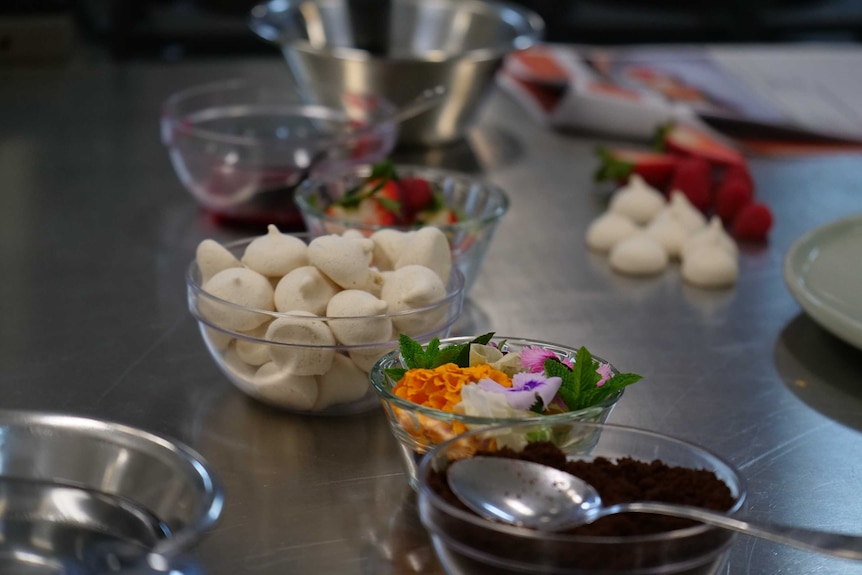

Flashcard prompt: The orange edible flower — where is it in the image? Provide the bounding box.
[394,363,512,412]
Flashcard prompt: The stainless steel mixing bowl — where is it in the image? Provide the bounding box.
[249,0,544,146]
[0,410,223,574]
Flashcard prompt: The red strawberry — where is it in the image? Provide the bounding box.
[397,177,434,218]
[656,123,745,167]
[594,146,679,188]
[714,178,754,223]
[732,202,773,241]
[669,157,712,212]
[722,163,754,190]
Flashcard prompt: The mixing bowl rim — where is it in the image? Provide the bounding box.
[0,409,224,557]
[249,0,544,63]
[369,335,624,425]
[161,78,398,148]
[295,163,511,232]
[416,419,748,544]
[187,236,466,328]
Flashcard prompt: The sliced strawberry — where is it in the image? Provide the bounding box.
[594,147,679,188]
[325,197,396,226]
[655,123,746,167]
[669,157,712,212]
[732,202,773,242]
[714,178,753,223]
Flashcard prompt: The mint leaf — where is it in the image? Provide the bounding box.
[529,396,545,414]
[526,428,552,443]
[584,373,643,406]
[544,358,577,410]
[432,345,462,368]
[384,367,408,382]
[377,196,401,216]
[368,159,397,181]
[399,333,426,369]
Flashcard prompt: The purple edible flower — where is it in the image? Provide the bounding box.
[477,372,563,411]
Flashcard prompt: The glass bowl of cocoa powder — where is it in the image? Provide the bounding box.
[417,421,746,575]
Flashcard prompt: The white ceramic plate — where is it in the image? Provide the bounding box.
[784,214,862,351]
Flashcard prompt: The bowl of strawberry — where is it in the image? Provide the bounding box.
[295,160,510,293]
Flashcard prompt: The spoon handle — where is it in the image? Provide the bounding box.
[603,502,862,560]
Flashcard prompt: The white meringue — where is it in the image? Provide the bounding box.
[681,244,739,288]
[326,290,392,345]
[609,234,669,276]
[666,191,707,234]
[307,234,376,290]
[241,224,308,277]
[585,212,640,253]
[200,267,274,331]
[274,266,340,315]
[235,322,272,366]
[645,212,688,259]
[349,342,395,373]
[202,326,233,352]
[196,239,242,285]
[253,362,319,410]
[313,354,370,411]
[341,229,367,241]
[371,229,413,271]
[221,341,256,382]
[265,311,336,376]
[681,216,738,262]
[381,265,447,335]
[395,227,452,283]
[608,174,666,224]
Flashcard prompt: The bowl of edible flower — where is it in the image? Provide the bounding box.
[369,333,642,487]
[294,161,509,294]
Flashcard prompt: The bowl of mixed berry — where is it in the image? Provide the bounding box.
[294,160,509,294]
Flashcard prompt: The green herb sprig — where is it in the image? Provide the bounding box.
[384,332,494,382]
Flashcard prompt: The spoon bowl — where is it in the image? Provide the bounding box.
[450,456,862,561]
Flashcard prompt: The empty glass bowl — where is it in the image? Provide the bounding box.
[418,420,746,575]
[161,79,398,227]
[295,164,509,294]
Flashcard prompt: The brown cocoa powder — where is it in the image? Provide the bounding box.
[428,440,735,537]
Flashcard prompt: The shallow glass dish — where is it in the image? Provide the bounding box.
[418,420,746,575]
[0,410,222,574]
[295,164,509,294]
[161,79,398,228]
[369,336,623,488]
[188,236,465,416]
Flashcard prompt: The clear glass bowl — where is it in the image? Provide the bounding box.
[369,336,623,487]
[161,79,398,228]
[295,164,509,294]
[187,236,465,415]
[418,421,747,575]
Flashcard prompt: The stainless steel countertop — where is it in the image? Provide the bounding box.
[2,55,862,574]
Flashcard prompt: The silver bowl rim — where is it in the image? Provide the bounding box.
[249,0,545,63]
[0,409,224,558]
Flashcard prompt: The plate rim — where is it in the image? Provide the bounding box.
[783,213,862,351]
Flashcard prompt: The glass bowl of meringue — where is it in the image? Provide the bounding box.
[294,164,510,295]
[187,226,465,415]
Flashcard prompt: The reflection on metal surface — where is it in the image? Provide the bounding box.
[774,313,862,432]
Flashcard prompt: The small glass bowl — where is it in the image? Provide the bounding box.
[295,164,509,294]
[187,237,465,415]
[418,421,746,575]
[161,79,398,227]
[369,336,623,487]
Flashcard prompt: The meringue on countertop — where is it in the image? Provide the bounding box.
[608,175,666,225]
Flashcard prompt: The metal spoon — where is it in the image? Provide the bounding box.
[448,457,862,560]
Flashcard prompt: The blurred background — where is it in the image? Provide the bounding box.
[3,0,862,63]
